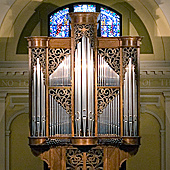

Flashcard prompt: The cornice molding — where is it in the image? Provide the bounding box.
[140,61,170,77]
[0,61,28,78]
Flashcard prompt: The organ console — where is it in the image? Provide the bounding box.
[27,12,142,170]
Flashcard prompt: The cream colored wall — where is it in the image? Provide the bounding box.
[0,0,170,170]
[127,113,161,170]
[10,113,43,170]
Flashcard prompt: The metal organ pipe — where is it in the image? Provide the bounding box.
[41,68,46,136]
[123,57,138,136]
[32,66,36,136]
[97,55,120,136]
[74,36,94,137]
[36,58,41,137]
[31,57,46,137]
[82,36,87,137]
[77,42,82,136]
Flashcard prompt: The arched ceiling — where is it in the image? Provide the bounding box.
[0,0,170,61]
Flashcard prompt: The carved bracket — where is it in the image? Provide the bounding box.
[98,48,120,75]
[97,88,119,114]
[31,48,46,75]
[74,24,94,48]
[123,47,137,76]
[49,88,71,114]
[48,48,70,75]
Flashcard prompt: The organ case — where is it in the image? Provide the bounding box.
[27,12,142,170]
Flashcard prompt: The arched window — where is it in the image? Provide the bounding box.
[49,3,122,38]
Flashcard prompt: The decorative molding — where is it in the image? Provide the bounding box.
[0,92,7,102]
[163,92,170,101]
[45,138,71,146]
[98,138,123,146]
[9,95,29,108]
[66,148,103,169]
[0,61,28,78]
[0,87,28,93]
[140,61,170,77]
[140,94,161,107]
[0,61,28,68]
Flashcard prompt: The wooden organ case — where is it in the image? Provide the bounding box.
[27,12,142,170]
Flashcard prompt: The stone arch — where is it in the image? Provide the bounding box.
[141,108,165,170]
[6,107,29,170]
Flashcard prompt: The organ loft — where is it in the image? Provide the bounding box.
[27,4,142,170]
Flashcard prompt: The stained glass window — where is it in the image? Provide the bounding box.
[74,4,96,12]
[100,7,120,37]
[49,4,121,38]
[49,8,69,37]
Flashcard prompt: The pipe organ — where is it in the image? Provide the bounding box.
[27,12,142,170]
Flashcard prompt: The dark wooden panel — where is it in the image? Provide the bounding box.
[49,38,71,48]
[97,37,119,48]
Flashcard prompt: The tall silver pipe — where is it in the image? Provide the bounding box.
[98,55,100,85]
[117,93,120,136]
[75,48,78,135]
[82,36,87,136]
[110,101,112,134]
[78,42,82,136]
[32,66,36,136]
[59,104,61,134]
[108,102,110,134]
[87,38,91,136]
[91,48,94,136]
[99,55,101,86]
[115,95,118,135]
[124,70,128,136]
[49,95,52,136]
[51,96,54,136]
[36,58,40,137]
[41,69,45,136]
[54,99,56,135]
[133,65,137,136]
[56,102,59,134]
[129,58,133,136]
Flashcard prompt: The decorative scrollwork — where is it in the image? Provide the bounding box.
[66,148,103,170]
[49,88,71,114]
[98,138,123,146]
[31,48,46,74]
[86,149,103,169]
[97,88,119,114]
[66,148,84,169]
[74,24,94,48]
[123,47,137,76]
[98,48,120,74]
[48,48,70,75]
[45,138,71,146]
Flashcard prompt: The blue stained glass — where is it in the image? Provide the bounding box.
[74,4,96,12]
[100,7,120,37]
[50,8,69,37]
[49,5,121,38]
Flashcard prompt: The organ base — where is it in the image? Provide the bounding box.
[36,143,139,170]
[29,136,140,170]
